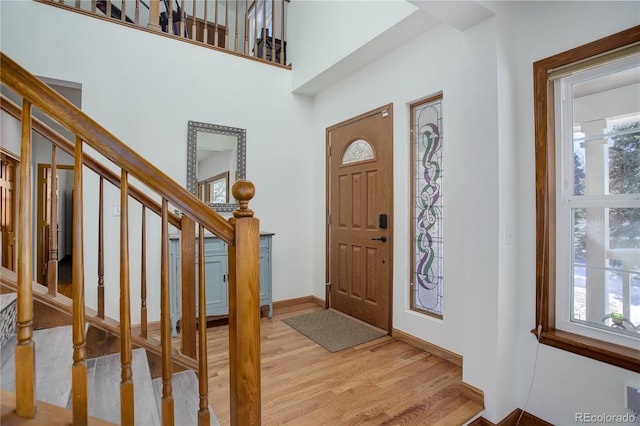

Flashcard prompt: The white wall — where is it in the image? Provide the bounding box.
[460,14,504,421]
[288,0,422,93]
[1,0,315,323]
[198,151,232,182]
[311,22,468,356]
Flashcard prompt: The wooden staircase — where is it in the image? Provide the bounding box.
[1,325,220,424]
[0,52,262,425]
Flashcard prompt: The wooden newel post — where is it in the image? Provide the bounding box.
[228,180,261,426]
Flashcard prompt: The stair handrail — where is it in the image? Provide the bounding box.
[0,94,182,230]
[0,52,234,244]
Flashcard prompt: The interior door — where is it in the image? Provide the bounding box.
[327,104,393,331]
[0,154,17,271]
[37,164,73,285]
[37,165,53,285]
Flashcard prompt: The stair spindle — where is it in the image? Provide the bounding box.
[203,0,208,44]
[148,0,160,30]
[191,0,197,40]
[15,99,36,418]
[140,205,148,338]
[214,0,219,46]
[244,0,249,55]
[71,136,88,425]
[197,224,211,425]
[261,0,266,60]
[181,215,196,358]
[280,0,285,65]
[179,0,185,38]
[225,0,229,49]
[234,0,239,52]
[120,169,135,426]
[47,144,58,295]
[98,176,105,319]
[161,198,175,425]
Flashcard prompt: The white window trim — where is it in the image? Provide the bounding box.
[554,56,640,350]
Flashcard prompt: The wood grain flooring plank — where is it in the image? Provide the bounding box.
[148,302,482,425]
[204,303,483,425]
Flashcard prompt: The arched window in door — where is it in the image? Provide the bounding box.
[342,139,375,165]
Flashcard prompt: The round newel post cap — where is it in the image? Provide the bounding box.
[232,179,255,218]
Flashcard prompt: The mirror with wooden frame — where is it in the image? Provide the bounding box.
[187,121,246,212]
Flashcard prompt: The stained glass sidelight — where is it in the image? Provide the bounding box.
[411,94,444,317]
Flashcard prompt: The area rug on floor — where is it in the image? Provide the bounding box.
[282,309,386,352]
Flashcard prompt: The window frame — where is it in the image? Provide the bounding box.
[533,25,640,373]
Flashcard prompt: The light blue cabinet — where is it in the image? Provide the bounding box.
[169,233,273,336]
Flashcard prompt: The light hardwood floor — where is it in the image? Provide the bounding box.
[6,300,482,425]
[204,302,483,425]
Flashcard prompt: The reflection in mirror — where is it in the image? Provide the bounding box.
[187,121,246,212]
[198,171,229,203]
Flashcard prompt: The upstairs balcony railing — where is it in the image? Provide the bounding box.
[37,0,289,67]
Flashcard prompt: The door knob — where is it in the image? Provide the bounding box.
[371,235,387,243]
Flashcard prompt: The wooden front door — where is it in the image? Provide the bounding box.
[327,104,393,331]
[0,154,17,271]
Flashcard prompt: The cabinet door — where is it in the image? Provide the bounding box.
[259,235,273,317]
[197,254,228,316]
[259,250,269,301]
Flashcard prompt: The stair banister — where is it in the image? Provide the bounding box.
[1,52,262,425]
